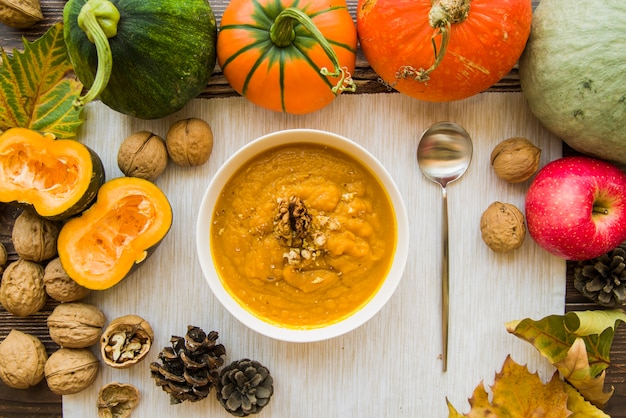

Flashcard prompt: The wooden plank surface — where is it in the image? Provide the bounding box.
[1,0,625,417]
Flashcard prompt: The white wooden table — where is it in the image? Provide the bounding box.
[63,92,565,417]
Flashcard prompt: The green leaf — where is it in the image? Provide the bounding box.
[564,309,626,336]
[505,310,625,370]
[0,23,84,139]
[505,309,626,407]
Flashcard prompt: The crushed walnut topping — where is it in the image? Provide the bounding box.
[274,196,312,247]
[273,196,342,266]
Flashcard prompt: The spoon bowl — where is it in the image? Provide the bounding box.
[417,122,473,372]
[417,122,474,187]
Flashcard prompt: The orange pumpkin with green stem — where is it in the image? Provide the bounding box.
[356,0,532,102]
[217,0,357,114]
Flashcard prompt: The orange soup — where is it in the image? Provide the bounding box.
[210,143,397,329]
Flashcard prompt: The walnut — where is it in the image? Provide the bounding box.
[165,118,213,167]
[44,347,99,395]
[97,382,140,418]
[12,209,60,262]
[480,201,526,253]
[0,258,46,316]
[43,257,91,302]
[491,137,541,183]
[0,0,43,28]
[0,241,7,274]
[100,315,153,369]
[117,131,168,181]
[0,329,47,389]
[47,302,106,348]
[274,196,312,247]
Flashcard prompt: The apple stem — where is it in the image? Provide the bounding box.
[593,206,609,215]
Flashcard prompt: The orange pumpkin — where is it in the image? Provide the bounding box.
[356,0,532,102]
[217,0,357,114]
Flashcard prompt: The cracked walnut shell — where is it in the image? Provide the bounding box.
[47,302,106,348]
[491,137,541,183]
[166,118,213,167]
[117,131,168,181]
[97,382,140,418]
[480,202,526,253]
[0,329,47,389]
[0,258,46,316]
[44,348,99,395]
[100,315,153,369]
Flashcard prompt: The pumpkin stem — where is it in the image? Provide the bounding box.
[72,0,120,109]
[394,0,470,84]
[270,7,355,94]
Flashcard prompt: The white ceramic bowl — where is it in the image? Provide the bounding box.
[196,129,409,342]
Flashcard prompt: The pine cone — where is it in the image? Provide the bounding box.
[574,243,626,307]
[217,359,274,416]
[150,326,226,404]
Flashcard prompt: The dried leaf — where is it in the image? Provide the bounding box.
[446,355,570,417]
[555,338,613,408]
[0,22,84,139]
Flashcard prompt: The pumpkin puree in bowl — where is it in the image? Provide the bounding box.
[210,143,397,329]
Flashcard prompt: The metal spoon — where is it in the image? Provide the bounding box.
[417,122,473,372]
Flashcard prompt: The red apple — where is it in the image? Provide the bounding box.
[525,156,626,261]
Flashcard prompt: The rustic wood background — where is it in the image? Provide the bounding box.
[1,0,625,417]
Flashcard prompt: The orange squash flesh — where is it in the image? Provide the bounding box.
[58,177,172,290]
[0,127,104,219]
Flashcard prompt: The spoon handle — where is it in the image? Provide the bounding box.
[441,187,449,372]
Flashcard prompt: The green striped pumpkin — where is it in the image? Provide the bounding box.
[63,0,217,119]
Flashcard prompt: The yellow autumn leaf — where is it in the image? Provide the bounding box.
[447,355,570,418]
[564,382,611,418]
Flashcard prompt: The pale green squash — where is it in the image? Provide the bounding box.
[519,0,626,165]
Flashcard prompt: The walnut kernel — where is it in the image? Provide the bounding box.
[47,302,106,348]
[12,209,60,262]
[490,137,541,183]
[0,258,46,316]
[43,257,91,302]
[117,131,168,181]
[0,329,47,389]
[480,202,526,253]
[166,118,213,167]
[0,0,43,28]
[100,315,153,368]
[44,348,99,395]
[97,382,140,418]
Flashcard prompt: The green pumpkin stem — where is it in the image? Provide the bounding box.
[73,0,120,108]
[393,0,469,85]
[269,7,355,94]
